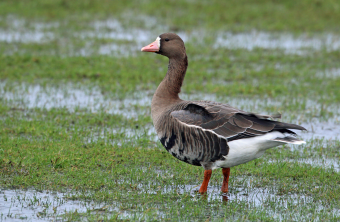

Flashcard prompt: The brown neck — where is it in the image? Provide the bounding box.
[154,54,188,101]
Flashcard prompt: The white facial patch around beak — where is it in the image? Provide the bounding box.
[156,36,161,48]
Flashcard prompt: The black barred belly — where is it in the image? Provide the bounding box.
[159,129,229,166]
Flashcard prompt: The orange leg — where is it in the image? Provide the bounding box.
[198,169,212,194]
[221,168,230,193]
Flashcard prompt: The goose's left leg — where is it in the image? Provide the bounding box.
[221,168,230,193]
[198,169,212,194]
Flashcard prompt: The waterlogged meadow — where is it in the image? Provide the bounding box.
[1,0,340,221]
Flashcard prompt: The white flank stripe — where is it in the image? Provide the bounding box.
[176,120,227,139]
[272,139,306,145]
[291,140,306,144]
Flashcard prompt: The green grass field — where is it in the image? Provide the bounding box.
[1,0,340,221]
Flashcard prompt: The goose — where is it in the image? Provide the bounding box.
[141,33,306,194]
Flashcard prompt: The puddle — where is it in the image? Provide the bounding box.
[0,189,96,221]
[88,125,158,145]
[112,126,157,140]
[0,30,54,43]
[82,20,152,45]
[87,18,189,44]
[316,68,340,79]
[76,19,153,57]
[2,16,340,56]
[0,82,151,119]
[129,175,338,221]
[161,183,314,206]
[269,157,340,172]
[214,31,340,54]
[0,17,57,43]
[108,175,315,207]
[76,18,189,57]
[300,120,340,140]
[297,158,339,172]
[0,189,149,221]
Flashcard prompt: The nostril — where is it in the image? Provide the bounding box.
[150,44,153,47]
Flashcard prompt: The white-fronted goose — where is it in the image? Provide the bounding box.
[141,33,306,194]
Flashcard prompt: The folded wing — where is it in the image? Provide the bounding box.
[170,101,306,142]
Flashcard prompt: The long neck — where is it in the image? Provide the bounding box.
[154,55,188,101]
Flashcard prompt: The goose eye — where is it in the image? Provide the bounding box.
[165,38,170,42]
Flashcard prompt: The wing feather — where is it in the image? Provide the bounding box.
[170,101,306,141]
[233,114,253,128]
[221,122,246,134]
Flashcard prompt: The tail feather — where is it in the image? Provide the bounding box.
[273,122,307,131]
[272,136,306,145]
[242,114,307,131]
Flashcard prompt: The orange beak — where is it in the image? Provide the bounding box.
[141,40,159,52]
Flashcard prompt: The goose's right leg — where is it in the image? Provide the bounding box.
[198,169,212,194]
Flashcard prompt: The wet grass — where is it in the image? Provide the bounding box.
[1,105,340,220]
[1,0,340,221]
[1,0,340,32]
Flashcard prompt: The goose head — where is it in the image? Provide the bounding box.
[141,33,186,59]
